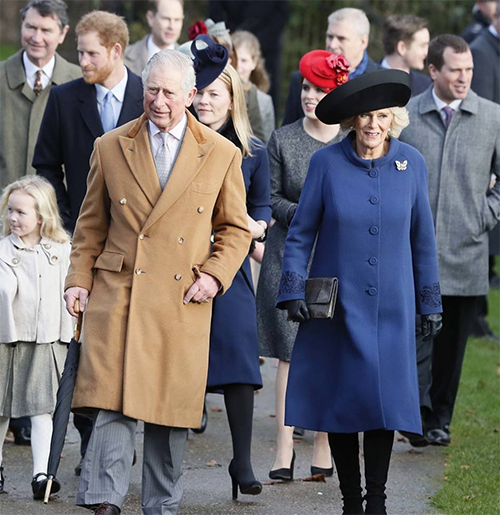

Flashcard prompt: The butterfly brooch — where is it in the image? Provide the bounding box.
[395,160,408,171]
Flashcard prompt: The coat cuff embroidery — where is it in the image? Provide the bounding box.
[419,283,442,308]
[279,271,306,295]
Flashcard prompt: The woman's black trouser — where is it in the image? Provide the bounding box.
[328,430,394,514]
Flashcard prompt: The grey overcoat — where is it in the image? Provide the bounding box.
[400,87,500,296]
[0,50,81,188]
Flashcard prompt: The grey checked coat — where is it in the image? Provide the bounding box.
[400,87,500,296]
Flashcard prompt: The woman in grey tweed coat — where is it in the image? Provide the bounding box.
[257,50,348,479]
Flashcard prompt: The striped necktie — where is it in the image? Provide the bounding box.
[442,106,453,128]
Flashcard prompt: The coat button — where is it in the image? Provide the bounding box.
[139,234,145,240]
[43,244,51,249]
[368,287,378,296]
[178,237,184,244]
[12,257,19,264]
[135,268,143,275]
[51,255,58,263]
[369,170,379,178]
[120,198,127,205]
[369,257,378,265]
[197,206,204,213]
[369,226,379,235]
[370,196,379,204]
[175,274,182,280]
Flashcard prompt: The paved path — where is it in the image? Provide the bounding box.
[1,360,444,514]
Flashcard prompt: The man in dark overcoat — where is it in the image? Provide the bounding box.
[400,34,500,446]
[282,7,379,126]
[469,7,500,340]
[462,0,497,43]
[34,11,144,234]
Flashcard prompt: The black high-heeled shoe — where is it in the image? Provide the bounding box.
[310,465,334,477]
[228,460,262,501]
[269,450,296,481]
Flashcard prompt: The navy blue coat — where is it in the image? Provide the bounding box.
[276,134,442,434]
[33,69,144,232]
[207,140,272,390]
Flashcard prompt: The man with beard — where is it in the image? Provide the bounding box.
[34,10,144,233]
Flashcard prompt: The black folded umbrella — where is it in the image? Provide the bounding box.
[44,308,83,504]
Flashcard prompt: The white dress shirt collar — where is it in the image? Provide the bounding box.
[380,58,391,70]
[489,25,499,39]
[23,52,55,90]
[147,35,175,61]
[148,113,187,161]
[432,87,463,117]
[95,66,128,104]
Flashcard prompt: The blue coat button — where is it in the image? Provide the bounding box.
[370,196,379,204]
[369,170,379,178]
[369,226,379,235]
[369,257,378,265]
[368,287,378,296]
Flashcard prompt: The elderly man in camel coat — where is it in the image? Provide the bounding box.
[63,49,251,515]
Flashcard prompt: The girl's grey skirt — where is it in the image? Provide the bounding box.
[0,341,67,418]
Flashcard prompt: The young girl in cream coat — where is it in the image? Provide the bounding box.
[0,176,73,500]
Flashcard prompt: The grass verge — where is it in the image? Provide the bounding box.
[432,284,500,515]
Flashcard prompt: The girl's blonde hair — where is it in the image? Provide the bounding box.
[340,106,410,138]
[0,176,70,243]
[217,64,254,158]
[232,30,270,93]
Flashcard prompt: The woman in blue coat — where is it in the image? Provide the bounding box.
[191,37,272,500]
[276,70,443,515]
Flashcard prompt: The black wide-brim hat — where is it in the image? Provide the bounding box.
[191,35,229,91]
[315,69,412,125]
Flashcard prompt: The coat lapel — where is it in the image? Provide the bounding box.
[119,114,161,208]
[142,112,215,233]
[78,80,104,139]
[5,51,36,103]
[117,69,143,127]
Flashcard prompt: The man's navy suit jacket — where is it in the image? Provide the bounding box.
[34,68,144,232]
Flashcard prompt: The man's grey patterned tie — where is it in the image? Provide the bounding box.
[154,132,172,189]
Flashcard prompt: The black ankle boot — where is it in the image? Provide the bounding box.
[0,466,5,494]
[365,494,387,514]
[342,497,364,514]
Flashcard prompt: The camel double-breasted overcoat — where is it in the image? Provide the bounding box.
[66,111,252,428]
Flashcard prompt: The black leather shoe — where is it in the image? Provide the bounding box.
[269,450,296,481]
[31,473,61,500]
[399,430,429,447]
[93,502,121,514]
[427,428,451,446]
[0,466,5,494]
[13,427,31,446]
[310,465,334,477]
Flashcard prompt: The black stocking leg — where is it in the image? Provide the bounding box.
[328,433,364,515]
[363,429,394,515]
[224,384,258,487]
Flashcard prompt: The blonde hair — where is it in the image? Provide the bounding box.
[0,176,70,243]
[232,30,270,93]
[340,106,410,138]
[217,65,254,158]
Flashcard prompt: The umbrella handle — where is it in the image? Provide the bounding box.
[74,299,83,342]
[43,477,53,504]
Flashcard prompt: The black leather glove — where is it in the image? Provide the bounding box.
[284,299,310,323]
[421,314,443,341]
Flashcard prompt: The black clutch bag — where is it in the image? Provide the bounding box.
[305,277,338,319]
